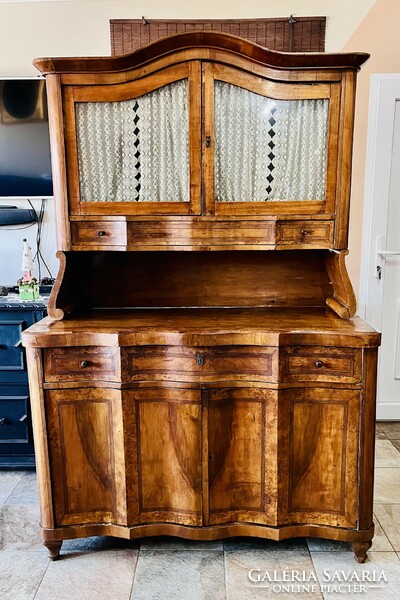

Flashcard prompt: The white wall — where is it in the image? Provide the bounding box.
[0,0,378,286]
[0,197,58,285]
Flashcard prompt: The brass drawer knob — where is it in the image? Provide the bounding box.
[98,231,106,236]
[301,229,309,236]
[315,360,324,369]
[80,360,88,368]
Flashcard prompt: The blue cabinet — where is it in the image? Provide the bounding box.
[0,302,47,468]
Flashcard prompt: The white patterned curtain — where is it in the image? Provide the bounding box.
[214,82,329,202]
[75,79,189,202]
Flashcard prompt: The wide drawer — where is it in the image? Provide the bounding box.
[276,221,334,247]
[71,222,127,247]
[123,346,279,383]
[281,346,362,383]
[44,347,120,382]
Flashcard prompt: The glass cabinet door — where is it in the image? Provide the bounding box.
[64,63,201,215]
[203,64,340,216]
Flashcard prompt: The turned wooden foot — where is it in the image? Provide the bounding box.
[352,541,372,563]
[44,540,62,560]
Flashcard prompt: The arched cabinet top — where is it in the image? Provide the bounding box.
[33,31,369,75]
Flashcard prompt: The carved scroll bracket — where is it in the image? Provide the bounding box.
[325,249,357,319]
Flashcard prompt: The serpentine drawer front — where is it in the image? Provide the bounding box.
[44,347,120,382]
[122,346,279,383]
[281,346,362,383]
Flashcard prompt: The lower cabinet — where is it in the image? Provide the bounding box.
[45,384,361,530]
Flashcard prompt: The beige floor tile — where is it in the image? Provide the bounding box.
[379,422,400,439]
[371,512,395,551]
[225,549,322,600]
[311,551,400,600]
[62,535,140,553]
[224,537,309,552]
[390,439,400,452]
[35,549,137,600]
[376,430,388,440]
[0,472,25,506]
[140,536,223,552]
[374,505,400,551]
[5,472,38,505]
[374,469,400,503]
[0,550,49,600]
[375,440,400,467]
[132,549,226,600]
[0,504,43,551]
[306,538,351,552]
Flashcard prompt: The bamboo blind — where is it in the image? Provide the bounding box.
[110,17,326,55]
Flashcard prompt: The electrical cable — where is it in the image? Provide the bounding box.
[27,199,54,281]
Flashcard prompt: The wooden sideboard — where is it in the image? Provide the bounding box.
[23,32,379,563]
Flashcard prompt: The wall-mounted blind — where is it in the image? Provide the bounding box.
[110,17,326,56]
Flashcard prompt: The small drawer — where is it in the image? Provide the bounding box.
[281,347,361,383]
[0,393,30,443]
[123,346,278,383]
[44,347,120,383]
[277,221,334,247]
[71,222,127,247]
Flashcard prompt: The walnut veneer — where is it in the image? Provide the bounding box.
[23,32,378,564]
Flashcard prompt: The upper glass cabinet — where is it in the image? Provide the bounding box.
[63,60,340,217]
[203,64,340,216]
[63,63,201,215]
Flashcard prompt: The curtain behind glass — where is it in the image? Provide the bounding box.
[75,79,189,202]
[214,82,329,202]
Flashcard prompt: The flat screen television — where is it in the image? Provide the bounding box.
[0,78,53,198]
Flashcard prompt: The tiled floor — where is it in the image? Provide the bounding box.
[1,422,400,600]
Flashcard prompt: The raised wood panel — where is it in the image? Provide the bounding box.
[126,388,202,525]
[279,388,359,528]
[281,346,361,384]
[123,346,278,383]
[44,347,120,383]
[208,387,275,525]
[45,388,125,526]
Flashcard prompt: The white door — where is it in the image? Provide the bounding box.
[360,75,400,419]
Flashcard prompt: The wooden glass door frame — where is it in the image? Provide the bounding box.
[202,62,340,217]
[63,62,202,216]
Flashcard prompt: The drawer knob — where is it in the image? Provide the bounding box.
[301,229,309,236]
[98,231,106,236]
[315,360,324,369]
[0,417,6,426]
[80,360,88,368]
[197,353,204,367]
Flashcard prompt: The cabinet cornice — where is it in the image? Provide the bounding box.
[33,31,369,75]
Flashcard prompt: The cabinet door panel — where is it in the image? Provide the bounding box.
[124,388,202,526]
[46,388,126,526]
[64,62,201,216]
[208,388,276,525]
[203,63,340,217]
[279,388,359,528]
